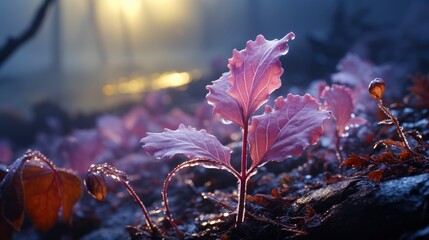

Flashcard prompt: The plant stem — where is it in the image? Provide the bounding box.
[335,135,343,162]
[377,99,423,156]
[105,167,158,235]
[123,179,157,234]
[161,159,240,238]
[236,124,249,226]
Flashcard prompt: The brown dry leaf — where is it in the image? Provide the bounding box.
[246,194,272,207]
[0,150,82,232]
[398,150,412,161]
[271,188,281,198]
[374,139,405,149]
[368,169,385,182]
[324,173,347,185]
[57,169,82,222]
[373,152,400,165]
[341,155,370,168]
[22,163,61,231]
[22,163,82,231]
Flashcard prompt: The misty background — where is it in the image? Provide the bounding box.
[0,0,418,119]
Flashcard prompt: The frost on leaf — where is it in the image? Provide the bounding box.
[248,94,329,168]
[321,84,367,137]
[206,33,295,127]
[141,124,232,167]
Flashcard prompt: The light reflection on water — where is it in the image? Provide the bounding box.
[102,69,202,96]
[0,67,205,118]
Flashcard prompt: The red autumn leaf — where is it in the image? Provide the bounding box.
[324,173,347,185]
[271,188,281,198]
[0,150,82,232]
[341,155,371,168]
[321,84,367,137]
[22,162,61,231]
[206,33,295,127]
[22,162,82,231]
[248,94,329,168]
[141,124,232,167]
[57,169,82,222]
[368,169,385,182]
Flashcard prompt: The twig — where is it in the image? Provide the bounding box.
[0,0,55,68]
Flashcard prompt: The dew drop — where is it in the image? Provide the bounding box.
[221,118,233,125]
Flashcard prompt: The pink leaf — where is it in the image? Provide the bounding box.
[194,101,240,144]
[60,129,105,174]
[248,94,329,167]
[206,33,295,127]
[97,115,129,149]
[206,72,244,126]
[141,124,232,167]
[331,54,392,111]
[321,84,367,136]
[122,107,150,137]
[331,54,374,88]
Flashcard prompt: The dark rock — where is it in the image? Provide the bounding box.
[294,174,429,240]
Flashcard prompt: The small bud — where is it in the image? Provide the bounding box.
[368,78,385,100]
[85,172,107,201]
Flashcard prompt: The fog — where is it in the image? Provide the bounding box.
[0,0,411,117]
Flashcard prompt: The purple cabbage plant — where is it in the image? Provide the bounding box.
[141,33,330,234]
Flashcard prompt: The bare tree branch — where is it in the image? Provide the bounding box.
[0,0,56,68]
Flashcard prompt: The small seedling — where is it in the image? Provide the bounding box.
[321,84,366,161]
[142,33,329,235]
[369,78,423,156]
[85,163,158,235]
